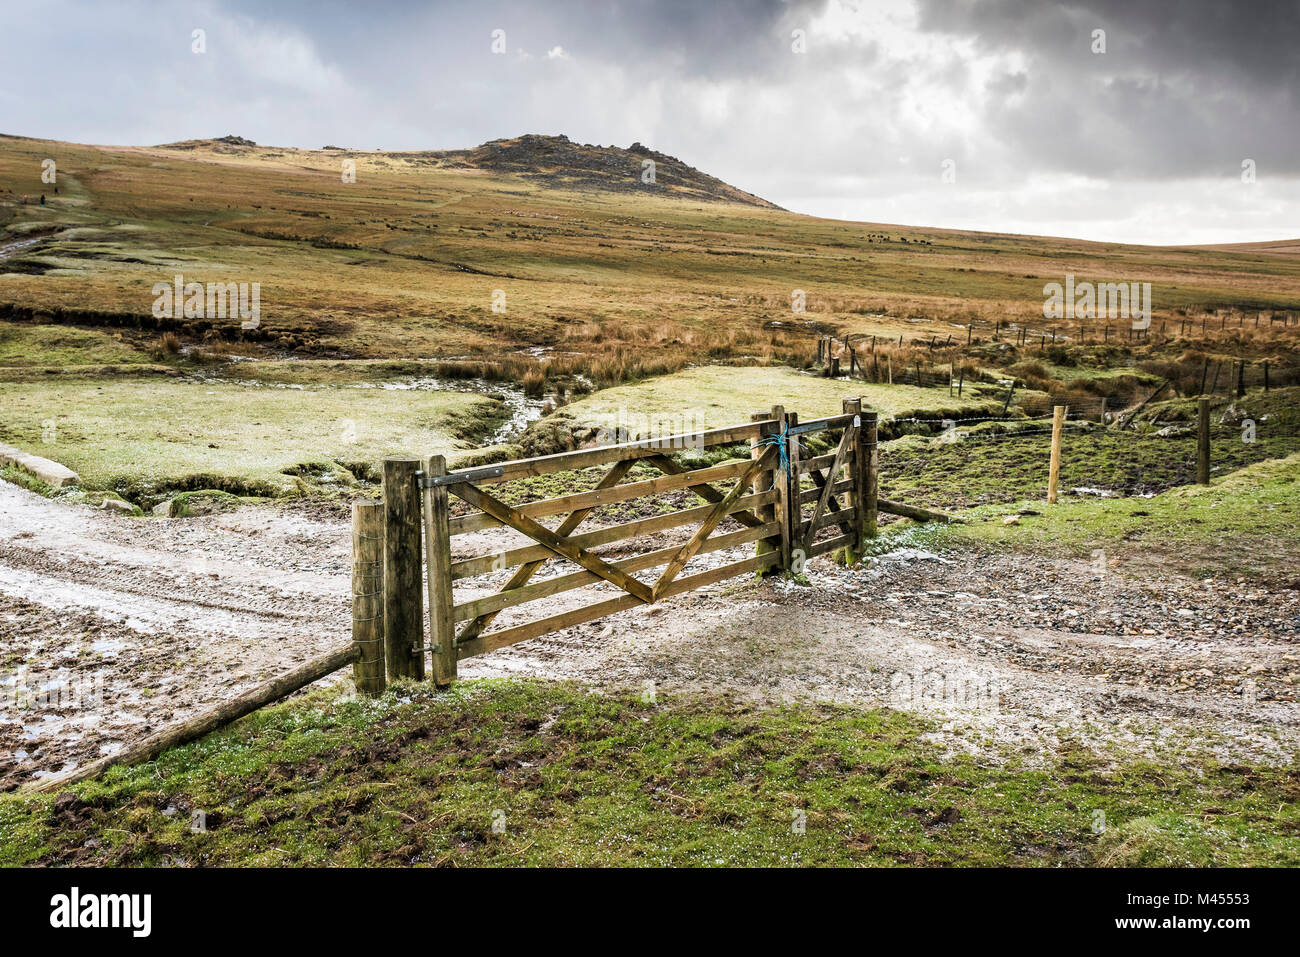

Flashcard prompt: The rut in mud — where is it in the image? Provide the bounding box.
[1,479,1297,790]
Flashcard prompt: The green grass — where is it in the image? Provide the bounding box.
[897,451,1300,579]
[880,419,1300,512]
[0,322,152,367]
[3,679,1296,867]
[547,365,1003,434]
[0,376,506,506]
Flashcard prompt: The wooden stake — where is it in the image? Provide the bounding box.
[1047,405,1065,504]
[422,454,457,686]
[352,501,385,696]
[1197,398,1211,485]
[383,457,424,681]
[863,410,879,540]
[878,498,950,523]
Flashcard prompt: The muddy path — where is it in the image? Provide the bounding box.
[2,479,1298,790]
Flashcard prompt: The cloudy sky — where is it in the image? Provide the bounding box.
[4,0,1298,244]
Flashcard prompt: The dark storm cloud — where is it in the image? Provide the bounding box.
[914,0,1300,177]
[918,0,1300,87]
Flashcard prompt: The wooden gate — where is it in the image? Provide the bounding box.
[375,399,878,687]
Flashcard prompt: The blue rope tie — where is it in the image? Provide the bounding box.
[756,423,791,490]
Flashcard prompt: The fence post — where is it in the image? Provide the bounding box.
[774,408,795,566]
[422,454,457,686]
[750,408,787,574]
[383,456,425,681]
[1047,405,1065,504]
[863,409,879,540]
[842,397,866,561]
[351,501,385,696]
[1197,398,1211,485]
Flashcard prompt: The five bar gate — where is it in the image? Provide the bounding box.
[358,398,878,692]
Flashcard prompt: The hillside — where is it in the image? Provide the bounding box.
[3,131,1299,365]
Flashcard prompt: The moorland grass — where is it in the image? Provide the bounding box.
[0,376,506,505]
[3,678,1296,867]
[878,451,1300,580]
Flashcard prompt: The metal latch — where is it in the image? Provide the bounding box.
[417,465,504,488]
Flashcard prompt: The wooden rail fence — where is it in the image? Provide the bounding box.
[372,398,901,687]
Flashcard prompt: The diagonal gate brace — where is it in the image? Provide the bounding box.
[803,425,853,550]
[453,481,654,605]
[456,458,635,643]
[652,444,776,601]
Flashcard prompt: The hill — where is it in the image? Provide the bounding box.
[1,130,1299,367]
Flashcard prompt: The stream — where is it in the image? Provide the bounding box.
[188,369,555,446]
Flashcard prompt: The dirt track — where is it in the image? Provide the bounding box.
[2,479,1298,790]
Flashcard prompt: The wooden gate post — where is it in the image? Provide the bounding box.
[1197,398,1211,485]
[423,454,457,687]
[1047,405,1065,504]
[782,410,798,571]
[751,405,790,573]
[862,408,879,541]
[351,501,386,696]
[842,397,866,561]
[383,456,425,681]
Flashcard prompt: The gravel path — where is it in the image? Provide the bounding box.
[2,479,1297,789]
